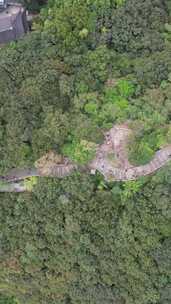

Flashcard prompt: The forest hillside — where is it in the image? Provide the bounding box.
[0,0,171,303]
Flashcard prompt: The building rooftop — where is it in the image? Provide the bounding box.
[0,0,7,7]
[0,2,27,43]
[0,4,23,32]
[0,15,12,32]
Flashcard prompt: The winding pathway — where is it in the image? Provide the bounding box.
[0,124,171,192]
[89,124,171,181]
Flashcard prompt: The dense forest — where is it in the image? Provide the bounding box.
[0,0,171,303]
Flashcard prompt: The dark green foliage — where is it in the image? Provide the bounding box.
[19,0,46,11]
[0,0,171,303]
[0,294,18,304]
[0,170,171,303]
[110,0,168,53]
[134,57,169,87]
[41,0,169,55]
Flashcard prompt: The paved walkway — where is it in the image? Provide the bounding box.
[89,124,171,181]
[0,124,171,191]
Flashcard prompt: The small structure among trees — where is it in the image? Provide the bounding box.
[0,1,28,43]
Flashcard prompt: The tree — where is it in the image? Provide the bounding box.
[0,294,19,304]
[19,0,47,11]
[0,0,171,303]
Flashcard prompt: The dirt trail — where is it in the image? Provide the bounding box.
[0,124,171,191]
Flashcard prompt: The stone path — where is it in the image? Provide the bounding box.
[89,124,171,181]
[0,124,171,191]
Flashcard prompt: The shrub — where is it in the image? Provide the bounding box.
[62,139,97,164]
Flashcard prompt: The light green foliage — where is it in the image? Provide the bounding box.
[62,139,97,164]
[160,80,169,89]
[129,140,154,165]
[104,79,135,101]
[128,122,171,165]
[98,102,128,127]
[116,79,135,98]
[74,92,99,111]
[82,80,135,128]
[122,179,144,199]
[165,23,171,32]
[42,0,97,51]
[84,101,98,116]
[115,0,125,7]
[79,28,89,38]
[23,177,38,191]
[95,80,135,126]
